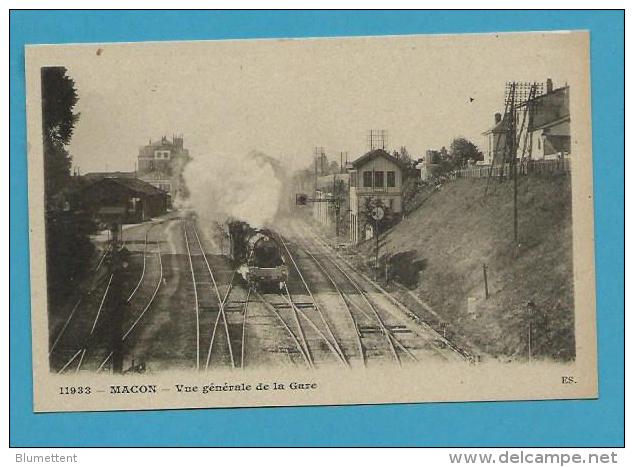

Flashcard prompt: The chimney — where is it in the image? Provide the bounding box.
[494,113,502,124]
[546,78,553,94]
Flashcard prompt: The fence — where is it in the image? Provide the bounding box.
[450,158,571,180]
[403,158,572,216]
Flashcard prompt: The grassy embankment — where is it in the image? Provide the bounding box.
[356,174,575,362]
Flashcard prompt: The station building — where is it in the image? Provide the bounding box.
[137,135,191,200]
[347,149,407,244]
[82,176,168,225]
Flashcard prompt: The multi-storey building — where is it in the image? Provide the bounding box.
[137,135,191,201]
[482,78,571,164]
[347,149,406,244]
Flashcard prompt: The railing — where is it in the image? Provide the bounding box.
[450,158,571,179]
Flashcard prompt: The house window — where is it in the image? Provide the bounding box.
[363,171,373,187]
[155,150,171,160]
[387,171,396,187]
[374,171,384,187]
[350,172,357,187]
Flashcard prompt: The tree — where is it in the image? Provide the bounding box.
[449,137,484,168]
[327,160,340,175]
[392,146,413,168]
[42,67,80,146]
[41,67,94,306]
[41,67,80,205]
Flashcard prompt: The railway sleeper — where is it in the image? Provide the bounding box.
[266,346,301,354]
[271,301,315,310]
[223,303,246,312]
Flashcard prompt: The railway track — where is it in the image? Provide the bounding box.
[254,289,313,369]
[283,240,369,366]
[182,218,237,370]
[96,236,165,373]
[88,224,166,373]
[50,243,116,358]
[279,239,350,368]
[54,222,165,374]
[284,234,404,366]
[181,217,327,371]
[55,273,114,374]
[202,268,250,371]
[289,221,464,364]
[254,280,349,369]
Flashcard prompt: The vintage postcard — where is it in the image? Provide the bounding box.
[25,31,597,412]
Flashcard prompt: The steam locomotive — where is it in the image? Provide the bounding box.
[227,220,288,291]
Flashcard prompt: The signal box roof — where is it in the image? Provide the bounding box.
[349,149,409,170]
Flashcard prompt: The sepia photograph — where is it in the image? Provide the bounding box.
[25,30,597,412]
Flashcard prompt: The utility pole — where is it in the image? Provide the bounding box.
[506,82,519,246]
[371,206,384,279]
[334,199,341,237]
[313,146,325,198]
[526,301,535,364]
[528,320,532,364]
[504,81,542,247]
[482,263,489,299]
[314,155,318,200]
[375,218,379,270]
[332,173,340,237]
[384,244,390,282]
[108,222,124,374]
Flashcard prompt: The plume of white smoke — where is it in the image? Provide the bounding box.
[181,150,284,228]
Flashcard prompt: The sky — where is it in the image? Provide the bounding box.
[46,31,587,174]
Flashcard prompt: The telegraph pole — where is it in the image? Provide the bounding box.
[313,146,325,199]
[506,82,519,246]
[526,303,532,364]
[334,200,341,237]
[97,207,129,374]
[371,216,380,281]
[526,301,535,363]
[313,155,318,199]
[332,173,340,237]
[109,222,124,374]
[482,263,489,299]
[504,81,542,247]
[371,207,384,278]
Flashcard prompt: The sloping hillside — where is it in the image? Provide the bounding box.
[357,173,575,362]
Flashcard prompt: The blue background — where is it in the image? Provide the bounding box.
[9,10,624,447]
